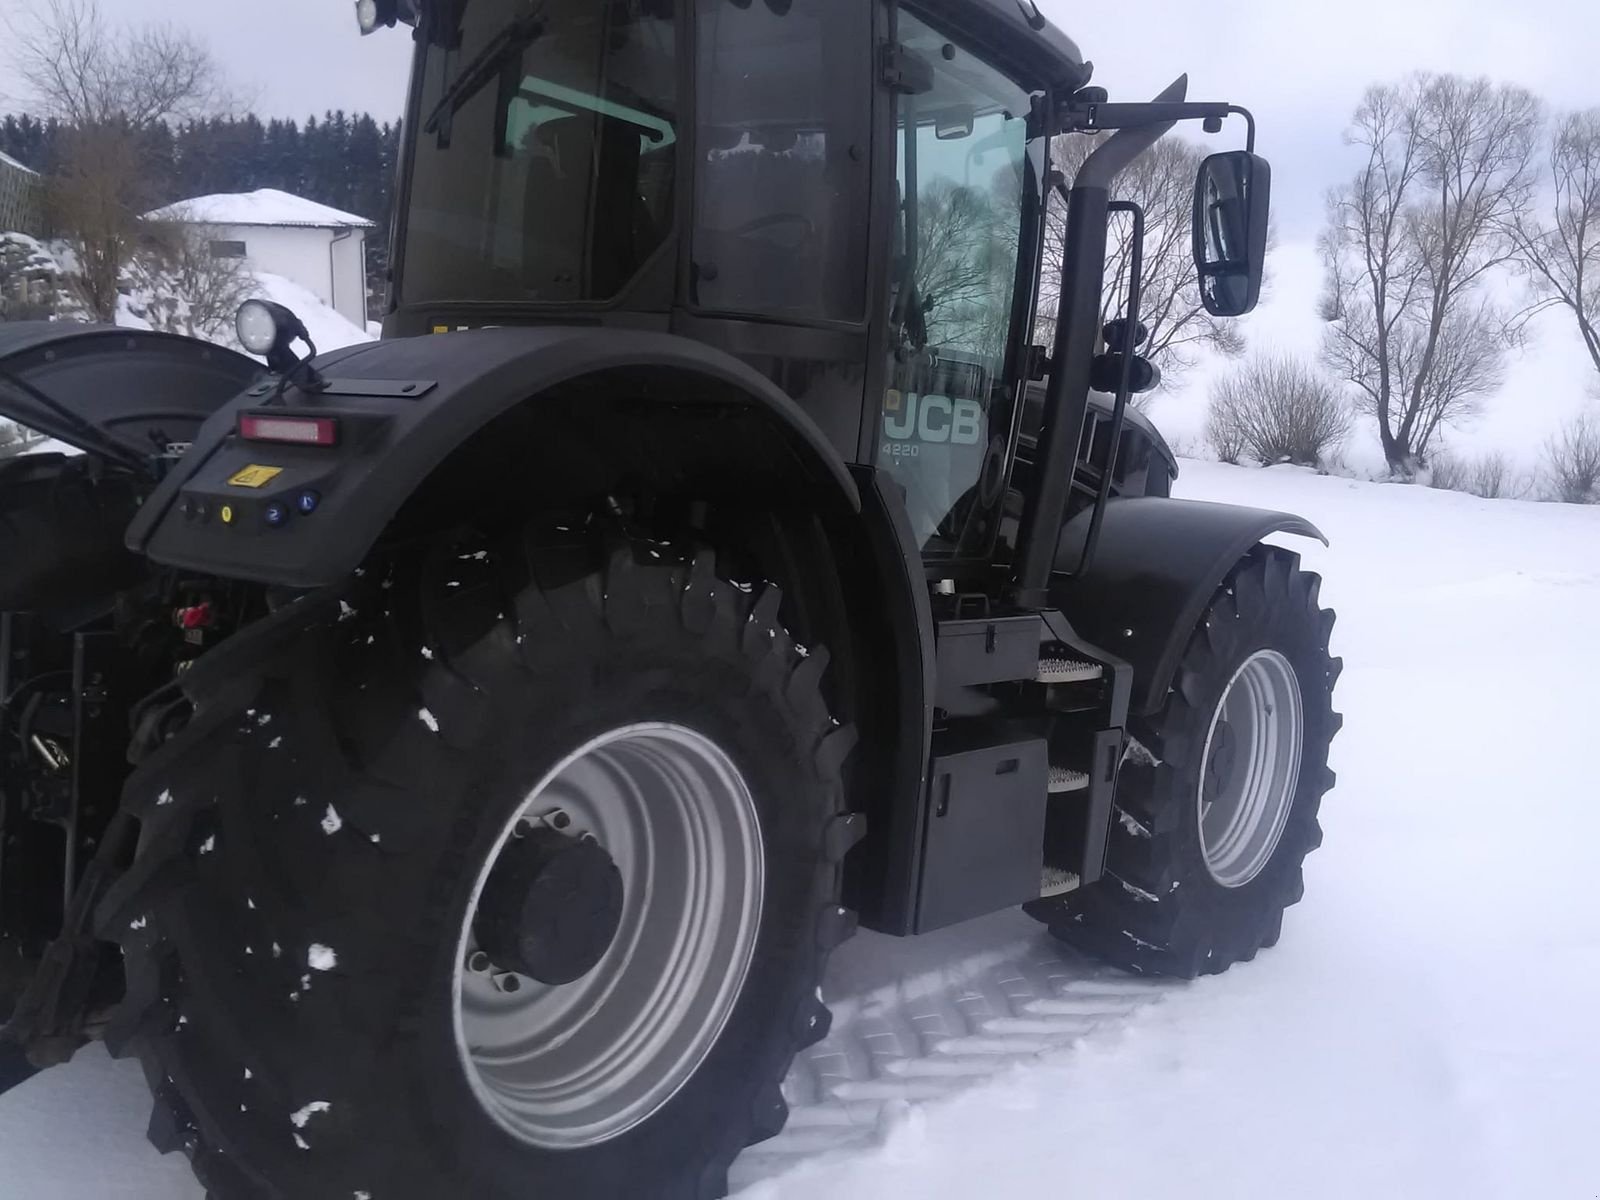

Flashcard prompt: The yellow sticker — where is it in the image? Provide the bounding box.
[228,465,284,489]
[433,324,451,334]
[220,505,235,525]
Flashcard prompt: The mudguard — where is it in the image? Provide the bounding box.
[0,322,260,462]
[1052,497,1327,717]
[127,327,861,588]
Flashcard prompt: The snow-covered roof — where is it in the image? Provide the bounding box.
[144,188,374,230]
[0,150,39,176]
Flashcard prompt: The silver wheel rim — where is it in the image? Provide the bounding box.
[1197,650,1304,888]
[453,723,764,1150]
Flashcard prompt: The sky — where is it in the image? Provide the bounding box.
[5,0,1598,240]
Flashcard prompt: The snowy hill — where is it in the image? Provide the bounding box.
[3,460,1595,1200]
[117,267,374,357]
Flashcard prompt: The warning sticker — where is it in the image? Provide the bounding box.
[228,465,284,489]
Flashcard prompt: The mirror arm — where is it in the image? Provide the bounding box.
[1058,88,1257,153]
[1071,75,1188,188]
[1226,105,1257,153]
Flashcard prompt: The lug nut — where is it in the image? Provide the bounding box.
[467,951,491,973]
[547,810,572,831]
[492,972,522,994]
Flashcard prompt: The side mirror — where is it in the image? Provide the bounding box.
[1192,151,1271,317]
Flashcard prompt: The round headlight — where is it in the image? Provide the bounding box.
[236,300,280,356]
[356,0,381,33]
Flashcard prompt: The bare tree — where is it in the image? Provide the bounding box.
[1543,410,1600,502]
[915,178,1007,351]
[1206,354,1352,467]
[7,0,231,320]
[1507,109,1600,379]
[1041,135,1243,393]
[45,122,143,320]
[8,0,229,132]
[1321,74,1541,473]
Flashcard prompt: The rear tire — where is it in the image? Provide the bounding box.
[96,527,858,1199]
[1030,547,1340,978]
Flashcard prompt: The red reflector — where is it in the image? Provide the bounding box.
[239,414,339,446]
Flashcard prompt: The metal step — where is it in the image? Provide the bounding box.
[1036,657,1104,685]
[1047,765,1090,794]
[1039,865,1082,897]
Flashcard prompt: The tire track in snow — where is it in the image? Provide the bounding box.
[730,914,1182,1192]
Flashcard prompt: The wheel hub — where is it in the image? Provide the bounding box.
[1196,649,1305,888]
[453,723,765,1150]
[474,826,624,985]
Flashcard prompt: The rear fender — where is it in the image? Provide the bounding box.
[127,327,861,588]
[1052,497,1327,717]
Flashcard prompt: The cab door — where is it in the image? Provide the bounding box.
[875,6,1046,564]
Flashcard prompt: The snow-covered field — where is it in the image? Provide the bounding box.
[3,461,1597,1199]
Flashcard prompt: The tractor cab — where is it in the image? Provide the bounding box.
[371,0,1269,586]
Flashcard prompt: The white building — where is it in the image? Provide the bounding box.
[145,189,376,328]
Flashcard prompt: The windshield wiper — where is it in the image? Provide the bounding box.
[422,6,546,135]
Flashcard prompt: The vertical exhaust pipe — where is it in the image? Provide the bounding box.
[1012,75,1189,605]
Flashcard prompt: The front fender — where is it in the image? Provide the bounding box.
[1052,497,1327,717]
[127,327,860,588]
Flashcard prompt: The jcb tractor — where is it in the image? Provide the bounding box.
[0,0,1339,1195]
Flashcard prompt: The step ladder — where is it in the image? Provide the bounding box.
[1039,865,1081,897]
[1047,765,1090,794]
[1036,656,1104,685]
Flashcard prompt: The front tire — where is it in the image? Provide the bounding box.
[1031,547,1340,978]
[96,528,858,1199]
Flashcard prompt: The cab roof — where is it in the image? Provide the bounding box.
[913,0,1092,93]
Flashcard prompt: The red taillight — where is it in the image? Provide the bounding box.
[238,413,340,446]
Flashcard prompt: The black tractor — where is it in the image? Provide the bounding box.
[0,1,1339,1196]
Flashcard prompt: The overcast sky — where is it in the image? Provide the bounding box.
[2,0,1598,239]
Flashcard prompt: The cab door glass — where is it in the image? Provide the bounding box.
[693,0,871,322]
[880,10,1036,555]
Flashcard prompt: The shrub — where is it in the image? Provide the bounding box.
[1425,450,1521,499]
[1206,354,1352,467]
[1543,412,1600,503]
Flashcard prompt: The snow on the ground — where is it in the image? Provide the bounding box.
[2,462,1598,1199]
[16,438,79,457]
[744,463,1600,1200]
[114,268,373,358]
